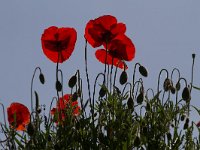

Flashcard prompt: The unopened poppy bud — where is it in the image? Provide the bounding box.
[99,86,107,97]
[48,135,52,142]
[68,75,77,88]
[176,82,181,91]
[139,65,148,77]
[137,93,144,104]
[182,87,190,101]
[186,118,189,123]
[27,123,35,136]
[192,53,196,59]
[127,97,134,110]
[163,78,171,91]
[167,132,172,141]
[146,102,150,111]
[39,73,45,84]
[183,122,188,130]
[134,136,141,147]
[119,71,127,85]
[56,80,62,91]
[170,86,176,94]
[180,115,185,121]
[72,92,78,102]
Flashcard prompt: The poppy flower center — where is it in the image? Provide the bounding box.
[102,31,113,43]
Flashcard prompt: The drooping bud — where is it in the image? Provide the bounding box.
[119,71,127,85]
[99,85,107,97]
[27,123,35,136]
[170,86,176,94]
[56,80,62,91]
[139,65,148,77]
[134,136,141,147]
[192,53,196,59]
[146,102,150,111]
[137,93,144,104]
[182,87,190,101]
[163,78,171,91]
[72,92,78,102]
[180,115,185,121]
[68,75,77,88]
[167,133,172,141]
[127,97,134,110]
[39,73,45,84]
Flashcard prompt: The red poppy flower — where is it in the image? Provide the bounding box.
[41,26,77,63]
[95,34,135,69]
[85,15,126,48]
[7,102,30,131]
[51,94,80,123]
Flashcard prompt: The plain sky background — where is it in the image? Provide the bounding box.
[0,0,200,132]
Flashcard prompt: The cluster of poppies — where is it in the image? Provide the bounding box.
[7,15,136,131]
[41,15,136,69]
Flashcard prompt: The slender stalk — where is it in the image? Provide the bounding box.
[31,67,42,114]
[84,40,92,107]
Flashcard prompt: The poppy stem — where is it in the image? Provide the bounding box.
[0,103,7,127]
[84,40,92,107]
[31,67,42,117]
[110,57,114,92]
[104,42,108,88]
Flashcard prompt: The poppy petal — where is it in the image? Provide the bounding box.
[95,49,128,69]
[107,34,136,61]
[41,26,77,63]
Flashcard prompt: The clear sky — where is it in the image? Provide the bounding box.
[0,0,200,127]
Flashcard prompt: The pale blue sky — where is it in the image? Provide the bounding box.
[0,0,200,128]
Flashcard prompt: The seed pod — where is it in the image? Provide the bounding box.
[56,80,62,91]
[134,136,140,147]
[119,71,127,85]
[137,93,144,104]
[176,82,181,91]
[39,73,45,84]
[127,97,134,110]
[68,75,77,88]
[99,86,106,97]
[27,123,35,136]
[139,65,148,77]
[182,87,190,101]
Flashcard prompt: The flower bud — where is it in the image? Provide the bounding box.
[56,80,62,91]
[68,75,77,88]
[139,65,148,77]
[127,97,134,110]
[137,93,144,104]
[27,123,35,136]
[39,73,45,84]
[134,136,140,147]
[99,86,107,97]
[119,71,127,85]
[182,87,190,101]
